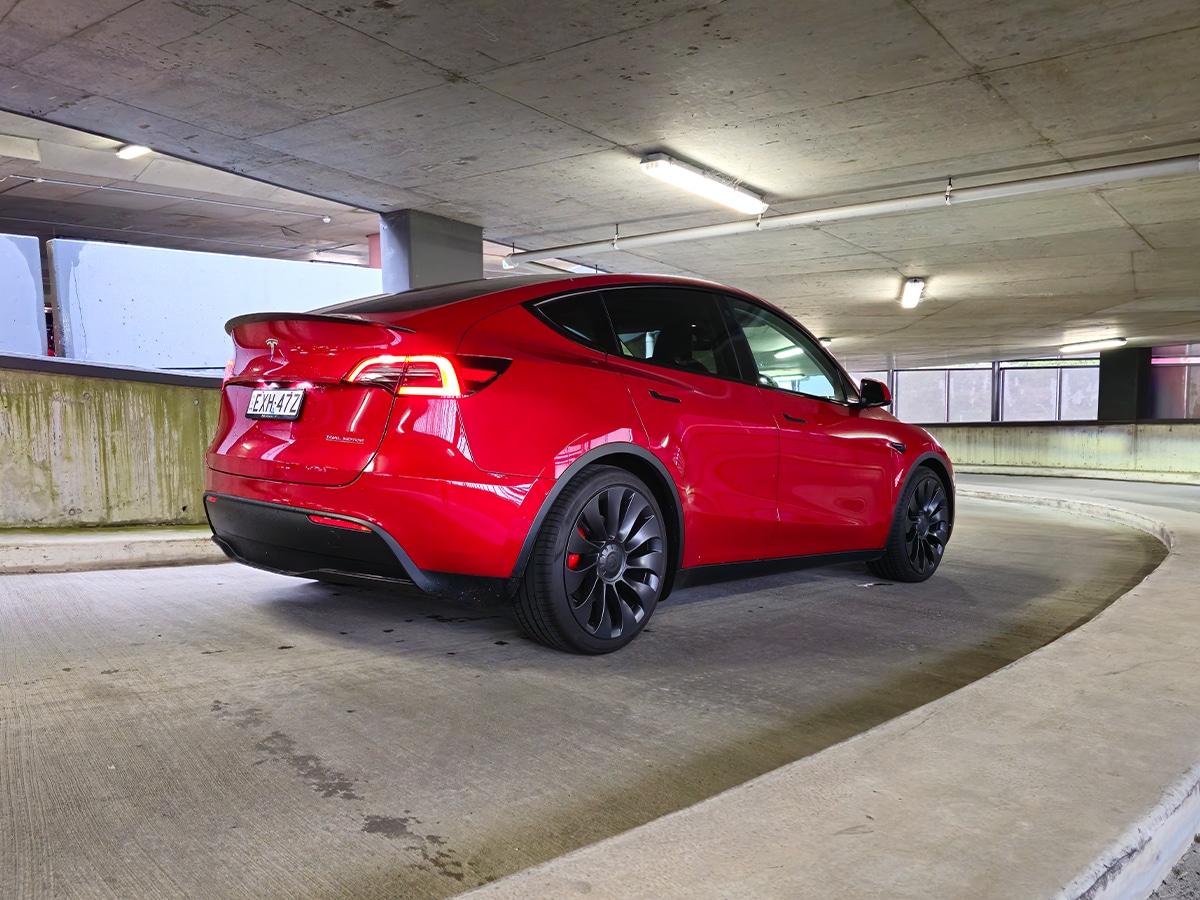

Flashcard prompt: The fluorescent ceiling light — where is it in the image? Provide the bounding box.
[116,144,151,159]
[818,337,833,347]
[774,346,805,359]
[640,153,768,215]
[1060,337,1127,354]
[900,277,925,309]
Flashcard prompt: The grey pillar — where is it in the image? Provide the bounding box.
[1097,346,1153,421]
[378,209,482,293]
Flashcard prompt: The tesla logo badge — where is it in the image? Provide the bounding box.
[265,338,279,360]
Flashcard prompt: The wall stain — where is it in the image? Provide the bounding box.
[0,369,219,527]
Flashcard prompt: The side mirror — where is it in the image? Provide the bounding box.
[856,378,892,409]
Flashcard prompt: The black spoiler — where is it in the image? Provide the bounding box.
[224,312,414,335]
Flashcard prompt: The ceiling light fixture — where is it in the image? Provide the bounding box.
[116,143,152,160]
[639,153,768,216]
[774,346,805,359]
[900,277,925,309]
[1060,337,1128,354]
[818,337,833,347]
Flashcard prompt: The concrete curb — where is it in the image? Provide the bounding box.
[457,479,1200,900]
[955,465,1200,487]
[958,487,1199,900]
[0,526,226,575]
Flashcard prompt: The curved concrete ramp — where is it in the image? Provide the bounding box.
[459,476,1200,900]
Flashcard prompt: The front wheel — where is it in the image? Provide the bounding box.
[867,467,951,582]
[514,466,667,654]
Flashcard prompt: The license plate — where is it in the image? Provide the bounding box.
[246,388,305,420]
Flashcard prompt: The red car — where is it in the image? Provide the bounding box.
[205,274,953,653]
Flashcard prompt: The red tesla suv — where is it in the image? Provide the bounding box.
[205,274,953,653]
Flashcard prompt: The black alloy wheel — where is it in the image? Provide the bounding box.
[515,466,667,654]
[867,467,951,582]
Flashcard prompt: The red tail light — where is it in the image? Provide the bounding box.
[307,514,373,533]
[345,355,509,397]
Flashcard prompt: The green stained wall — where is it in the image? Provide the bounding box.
[0,368,220,527]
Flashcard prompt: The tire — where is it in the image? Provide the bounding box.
[514,466,668,654]
[867,467,951,583]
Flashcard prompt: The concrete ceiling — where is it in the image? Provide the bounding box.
[1,0,1198,369]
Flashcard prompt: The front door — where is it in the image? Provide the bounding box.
[722,296,895,557]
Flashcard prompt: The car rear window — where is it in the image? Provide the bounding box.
[532,292,617,353]
[312,275,561,315]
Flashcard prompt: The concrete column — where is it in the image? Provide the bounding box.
[377,210,482,293]
[1097,346,1153,421]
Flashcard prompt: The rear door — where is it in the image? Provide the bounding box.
[601,286,779,567]
[722,296,896,557]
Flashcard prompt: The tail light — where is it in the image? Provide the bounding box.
[307,514,373,533]
[345,355,509,397]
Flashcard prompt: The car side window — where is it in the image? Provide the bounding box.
[532,292,617,353]
[601,287,742,380]
[724,297,846,402]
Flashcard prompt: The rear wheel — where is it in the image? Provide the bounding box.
[867,467,951,582]
[514,466,667,654]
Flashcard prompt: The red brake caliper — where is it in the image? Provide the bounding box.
[567,526,585,569]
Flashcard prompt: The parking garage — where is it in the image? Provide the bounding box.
[3,2,1200,898]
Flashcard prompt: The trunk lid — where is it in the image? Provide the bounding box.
[208,314,410,486]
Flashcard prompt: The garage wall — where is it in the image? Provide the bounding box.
[47,239,382,372]
[5,361,1200,530]
[927,422,1200,485]
[0,360,219,527]
[0,233,46,356]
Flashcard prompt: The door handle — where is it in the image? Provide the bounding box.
[648,389,681,404]
[782,413,807,424]
[889,441,907,453]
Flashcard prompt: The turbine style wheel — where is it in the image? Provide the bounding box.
[867,467,951,583]
[515,466,667,654]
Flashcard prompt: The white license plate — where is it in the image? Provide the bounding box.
[246,388,305,420]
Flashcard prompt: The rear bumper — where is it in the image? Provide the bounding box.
[204,492,518,606]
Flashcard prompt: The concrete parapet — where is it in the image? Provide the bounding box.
[927,422,1200,484]
[0,361,219,527]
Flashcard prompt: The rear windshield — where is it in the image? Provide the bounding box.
[311,275,561,315]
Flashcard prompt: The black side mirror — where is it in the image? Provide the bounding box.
[855,378,892,409]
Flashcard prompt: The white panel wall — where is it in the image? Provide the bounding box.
[48,240,383,371]
[0,233,46,356]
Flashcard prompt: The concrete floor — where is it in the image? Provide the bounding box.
[0,498,1164,899]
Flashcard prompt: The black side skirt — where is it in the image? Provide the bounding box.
[673,549,883,590]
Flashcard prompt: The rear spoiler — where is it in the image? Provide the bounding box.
[224,312,414,335]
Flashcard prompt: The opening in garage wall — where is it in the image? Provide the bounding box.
[856,350,1200,425]
[1151,345,1200,419]
[852,360,1104,424]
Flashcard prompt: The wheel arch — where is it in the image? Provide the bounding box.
[903,451,956,526]
[511,443,685,599]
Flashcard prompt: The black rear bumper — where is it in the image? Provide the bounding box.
[204,493,514,606]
